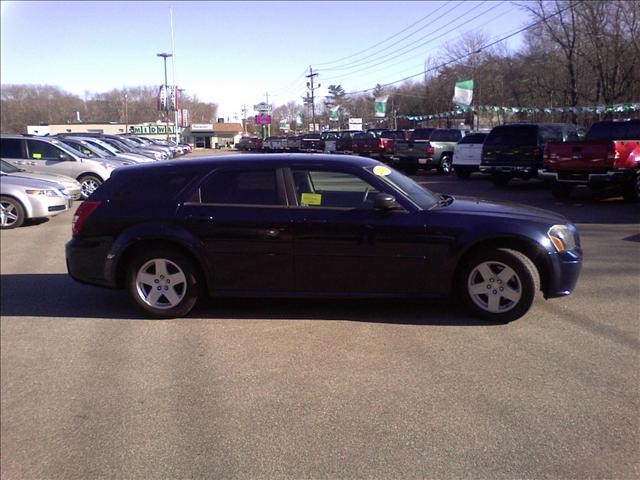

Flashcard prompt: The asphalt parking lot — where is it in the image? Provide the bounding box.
[1,161,639,479]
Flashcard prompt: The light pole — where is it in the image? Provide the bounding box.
[157,52,172,139]
[124,93,128,134]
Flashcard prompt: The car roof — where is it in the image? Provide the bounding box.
[115,153,380,175]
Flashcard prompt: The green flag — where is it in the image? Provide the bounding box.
[453,80,474,107]
[374,95,389,118]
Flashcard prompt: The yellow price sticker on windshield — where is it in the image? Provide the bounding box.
[32,153,42,159]
[373,165,391,176]
[301,193,322,206]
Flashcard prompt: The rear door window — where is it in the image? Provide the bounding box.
[0,138,24,158]
[26,139,63,160]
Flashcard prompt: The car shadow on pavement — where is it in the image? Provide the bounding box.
[0,274,497,326]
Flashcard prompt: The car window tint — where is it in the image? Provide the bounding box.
[430,130,461,142]
[110,172,194,201]
[199,169,280,205]
[485,126,538,147]
[0,138,23,158]
[292,169,379,209]
[410,129,433,140]
[26,140,62,160]
[539,126,564,143]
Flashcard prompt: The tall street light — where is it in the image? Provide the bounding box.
[157,52,172,139]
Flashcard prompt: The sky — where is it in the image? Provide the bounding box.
[1,1,532,122]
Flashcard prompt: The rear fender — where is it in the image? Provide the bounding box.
[106,222,213,291]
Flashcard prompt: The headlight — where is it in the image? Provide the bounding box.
[25,189,61,197]
[548,225,576,252]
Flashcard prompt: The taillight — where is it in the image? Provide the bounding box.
[72,200,101,236]
[426,143,434,155]
[378,139,386,150]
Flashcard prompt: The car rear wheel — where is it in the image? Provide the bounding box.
[126,248,201,318]
[438,154,453,175]
[459,248,539,323]
[78,174,102,200]
[0,196,25,229]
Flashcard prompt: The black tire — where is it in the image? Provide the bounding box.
[126,247,201,318]
[491,174,511,187]
[0,196,25,229]
[454,167,472,179]
[438,154,453,175]
[78,174,103,200]
[459,248,539,323]
[622,172,640,203]
[551,183,573,199]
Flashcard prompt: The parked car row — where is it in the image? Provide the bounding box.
[0,133,193,229]
[235,119,638,202]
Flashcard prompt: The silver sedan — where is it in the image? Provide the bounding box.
[0,174,71,229]
[1,159,82,200]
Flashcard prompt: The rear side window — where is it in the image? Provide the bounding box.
[105,172,195,202]
[199,169,280,206]
[0,138,23,158]
[458,133,487,144]
[484,126,538,147]
[430,130,462,142]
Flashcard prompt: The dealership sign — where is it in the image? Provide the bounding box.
[191,124,214,131]
[131,124,176,134]
[255,114,271,125]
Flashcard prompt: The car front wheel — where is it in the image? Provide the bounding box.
[126,248,201,318]
[459,248,539,323]
[0,196,25,229]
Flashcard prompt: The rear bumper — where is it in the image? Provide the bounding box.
[66,237,117,288]
[479,165,537,175]
[539,168,635,186]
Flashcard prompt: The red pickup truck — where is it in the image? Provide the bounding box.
[540,119,640,201]
[350,129,407,162]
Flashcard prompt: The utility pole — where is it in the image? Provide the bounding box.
[306,66,320,132]
[124,93,128,134]
[157,52,172,139]
[241,104,248,133]
[265,92,270,137]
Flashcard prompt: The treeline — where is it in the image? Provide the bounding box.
[268,0,640,132]
[0,85,218,134]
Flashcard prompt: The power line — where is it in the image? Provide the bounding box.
[314,1,454,68]
[342,0,582,96]
[319,1,503,82]
[319,0,471,73]
[321,3,515,85]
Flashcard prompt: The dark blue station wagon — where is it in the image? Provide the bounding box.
[66,154,582,322]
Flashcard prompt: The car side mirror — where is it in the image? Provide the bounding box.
[373,193,398,210]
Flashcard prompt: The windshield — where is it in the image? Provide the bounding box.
[84,138,117,155]
[1,159,23,173]
[50,139,91,159]
[365,166,438,209]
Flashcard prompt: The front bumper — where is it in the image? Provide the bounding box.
[28,195,70,219]
[545,248,583,298]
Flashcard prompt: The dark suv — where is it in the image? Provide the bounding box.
[480,123,579,185]
[66,154,582,323]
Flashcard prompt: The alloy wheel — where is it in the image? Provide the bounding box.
[467,260,523,314]
[0,201,19,228]
[135,258,187,309]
